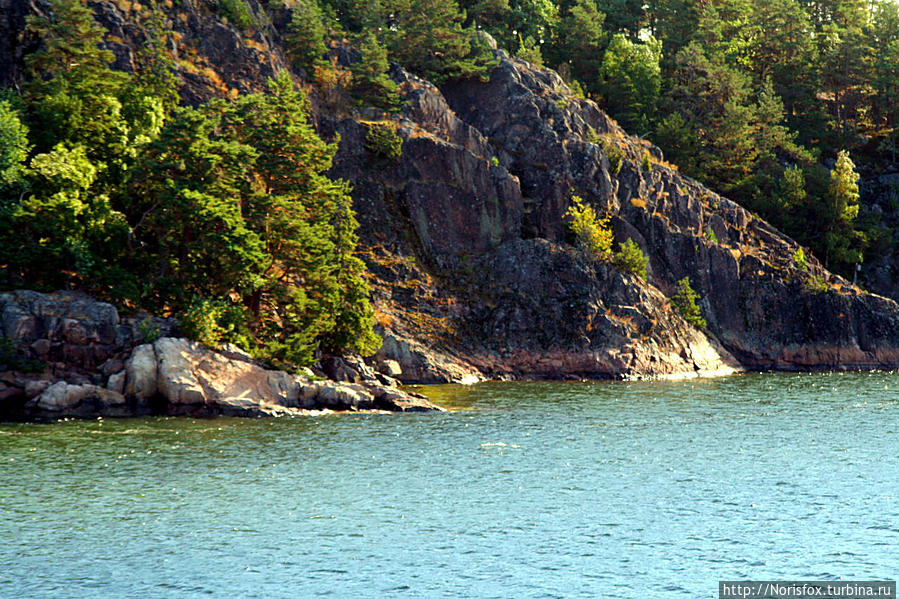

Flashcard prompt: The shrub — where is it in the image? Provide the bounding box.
[705,226,718,244]
[585,125,600,145]
[179,297,252,349]
[641,150,652,172]
[0,336,45,373]
[218,0,254,29]
[137,317,161,343]
[805,274,829,293]
[793,247,808,270]
[490,156,499,166]
[365,122,403,160]
[613,238,648,280]
[606,145,624,174]
[565,195,613,260]
[671,277,706,328]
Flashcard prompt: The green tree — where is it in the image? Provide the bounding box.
[286,0,329,72]
[385,0,497,83]
[126,105,266,308]
[223,72,380,359]
[546,0,607,94]
[565,195,613,260]
[0,101,30,191]
[670,276,706,328]
[22,0,164,187]
[596,0,645,36]
[599,33,661,132]
[129,0,180,116]
[613,238,648,279]
[11,143,129,289]
[350,33,402,111]
[822,149,861,269]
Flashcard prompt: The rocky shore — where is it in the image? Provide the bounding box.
[0,290,442,421]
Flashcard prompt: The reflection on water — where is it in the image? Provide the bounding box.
[1,372,897,598]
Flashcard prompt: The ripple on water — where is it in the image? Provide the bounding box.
[1,372,898,598]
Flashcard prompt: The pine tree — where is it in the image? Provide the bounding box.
[350,33,402,111]
[599,33,661,133]
[386,0,497,83]
[286,0,329,73]
[671,277,706,328]
[23,0,131,160]
[546,0,607,94]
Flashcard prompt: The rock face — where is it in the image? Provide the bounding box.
[326,49,899,380]
[0,292,443,420]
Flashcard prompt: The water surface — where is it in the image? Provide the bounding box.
[2,372,897,598]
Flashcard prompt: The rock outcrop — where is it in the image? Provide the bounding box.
[0,292,442,420]
[327,49,899,380]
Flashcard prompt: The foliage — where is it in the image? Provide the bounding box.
[0,100,30,190]
[599,33,661,133]
[180,297,252,348]
[350,33,403,111]
[705,226,718,244]
[640,150,652,172]
[805,274,829,294]
[565,195,613,260]
[605,144,624,174]
[793,247,808,270]
[5,0,381,366]
[137,318,161,343]
[670,277,706,328]
[219,0,255,29]
[0,337,46,373]
[823,150,862,270]
[613,238,648,280]
[516,35,545,67]
[365,122,403,160]
[545,0,607,94]
[286,0,328,72]
[382,0,498,84]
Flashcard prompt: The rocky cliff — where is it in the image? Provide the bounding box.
[331,45,899,381]
[4,0,899,392]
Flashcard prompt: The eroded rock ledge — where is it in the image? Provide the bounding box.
[0,291,442,421]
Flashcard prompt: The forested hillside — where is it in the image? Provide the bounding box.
[3,0,899,380]
[457,0,899,281]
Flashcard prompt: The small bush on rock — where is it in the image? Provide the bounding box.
[671,277,706,328]
[365,122,403,160]
[606,145,624,174]
[565,195,613,260]
[219,0,254,29]
[613,238,648,280]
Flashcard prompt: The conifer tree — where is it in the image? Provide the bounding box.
[351,33,402,111]
[546,0,607,94]
[286,0,329,73]
[386,0,497,83]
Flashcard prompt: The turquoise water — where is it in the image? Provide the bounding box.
[1,372,897,598]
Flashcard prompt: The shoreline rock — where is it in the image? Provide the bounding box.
[0,291,443,421]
